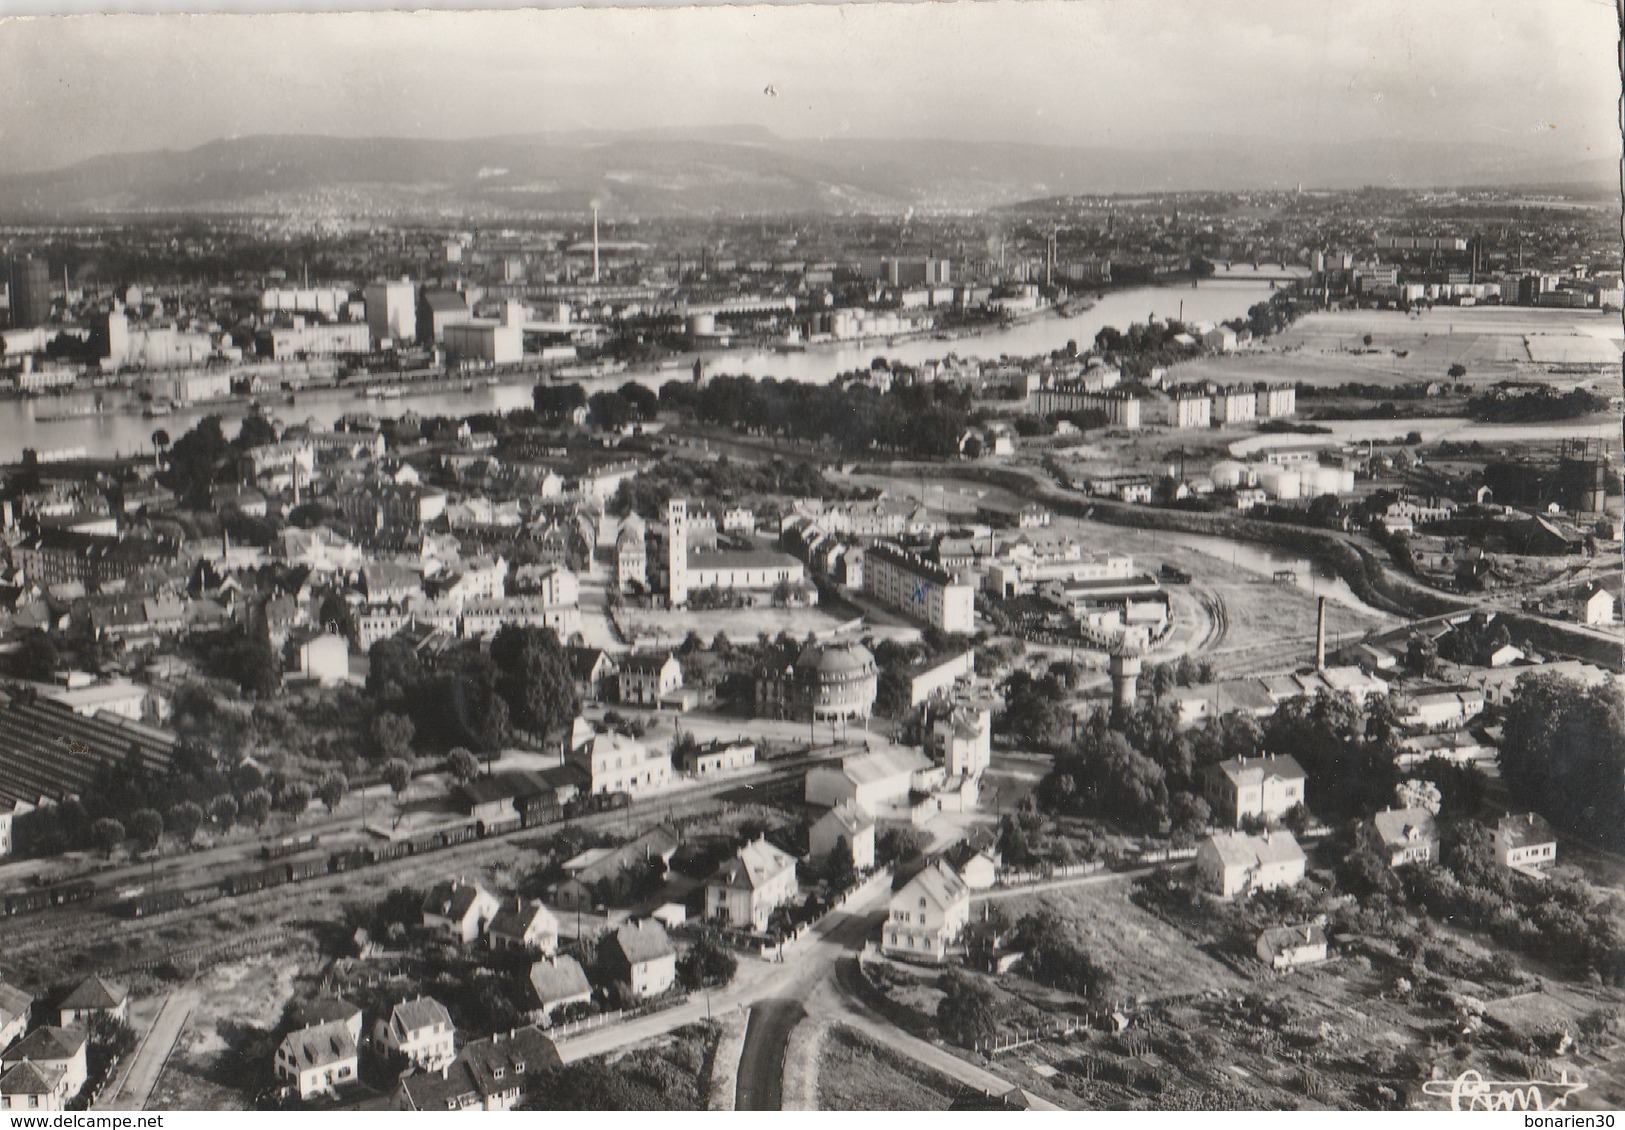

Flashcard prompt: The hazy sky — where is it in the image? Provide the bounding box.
[0,0,1616,174]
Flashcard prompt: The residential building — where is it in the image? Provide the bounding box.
[927,701,993,778]
[0,983,31,1050]
[58,974,127,1027]
[1196,830,1306,899]
[618,652,683,706]
[527,956,594,1026]
[809,801,876,872]
[1204,755,1308,828]
[1495,812,1557,872]
[757,640,878,722]
[274,1021,359,1101]
[486,899,559,955]
[395,1026,561,1112]
[566,645,617,702]
[602,919,677,1001]
[420,881,500,946]
[883,862,971,963]
[1,1027,87,1101]
[1367,807,1440,868]
[805,747,933,811]
[0,1059,66,1112]
[1579,584,1617,625]
[1255,924,1328,971]
[864,543,975,634]
[567,729,672,796]
[705,836,800,933]
[674,738,756,777]
[380,996,456,1072]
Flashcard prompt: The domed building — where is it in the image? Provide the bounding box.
[795,640,878,721]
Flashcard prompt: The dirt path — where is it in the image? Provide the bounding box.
[96,988,199,1111]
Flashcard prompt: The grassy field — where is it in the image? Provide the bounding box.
[1000,878,1244,1002]
[815,1024,963,1111]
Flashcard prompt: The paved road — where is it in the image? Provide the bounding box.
[96,988,198,1111]
[733,1000,806,1110]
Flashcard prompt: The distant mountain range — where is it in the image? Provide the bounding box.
[0,127,1612,217]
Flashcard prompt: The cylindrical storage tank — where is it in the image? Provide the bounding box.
[687,313,716,337]
[1257,465,1301,500]
[1210,459,1245,489]
[1304,465,1345,497]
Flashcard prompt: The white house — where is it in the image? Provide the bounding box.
[0,983,31,1050]
[57,974,127,1028]
[618,652,683,706]
[528,956,594,1025]
[486,898,559,954]
[704,836,800,933]
[809,801,876,872]
[1203,755,1307,828]
[805,747,933,812]
[0,1027,86,1103]
[1579,584,1617,626]
[883,861,971,964]
[927,701,993,779]
[274,1021,359,1101]
[1368,807,1440,868]
[1255,924,1328,971]
[1196,830,1306,899]
[604,919,677,1002]
[1495,812,1557,873]
[380,996,456,1072]
[421,881,500,945]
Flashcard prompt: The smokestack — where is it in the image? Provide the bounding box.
[1315,596,1327,671]
[592,207,600,284]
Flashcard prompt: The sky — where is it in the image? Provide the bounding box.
[0,0,1616,175]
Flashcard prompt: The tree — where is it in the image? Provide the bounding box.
[240,787,273,827]
[446,748,480,783]
[12,631,59,681]
[234,413,278,450]
[150,428,170,469]
[383,759,412,798]
[936,969,1003,1049]
[1405,633,1440,679]
[90,818,126,858]
[167,801,205,845]
[532,382,587,419]
[366,637,424,705]
[1447,363,1467,379]
[209,794,239,830]
[676,930,739,990]
[163,415,230,505]
[1499,673,1625,849]
[489,625,579,738]
[369,710,416,761]
[617,381,659,421]
[318,772,348,814]
[876,825,932,866]
[281,781,313,818]
[128,808,164,853]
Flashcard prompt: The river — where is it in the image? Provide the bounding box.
[1,280,1278,464]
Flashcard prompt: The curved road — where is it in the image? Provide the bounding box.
[734,999,806,1110]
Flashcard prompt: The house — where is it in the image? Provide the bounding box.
[1579,584,1617,625]
[550,824,680,911]
[602,919,677,1002]
[0,1058,69,1111]
[486,898,559,955]
[274,1020,359,1101]
[58,974,127,1027]
[704,835,800,933]
[566,646,617,701]
[395,1026,561,1112]
[808,801,876,873]
[944,840,1001,890]
[1,1027,87,1101]
[618,652,683,706]
[421,881,500,945]
[380,996,456,1072]
[287,996,363,1046]
[1196,830,1306,899]
[883,862,971,963]
[1495,812,1557,873]
[0,982,32,1050]
[567,729,673,796]
[1255,924,1329,971]
[926,701,993,778]
[527,956,595,1026]
[1204,755,1307,828]
[1368,807,1440,868]
[1403,686,1486,729]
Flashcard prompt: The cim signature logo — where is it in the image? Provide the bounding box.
[1421,1069,1587,1112]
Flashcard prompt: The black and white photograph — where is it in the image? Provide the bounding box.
[0,0,1619,1114]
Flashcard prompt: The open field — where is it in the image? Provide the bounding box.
[815,1023,962,1110]
[616,605,855,649]
[1170,306,1621,392]
[999,878,1243,1002]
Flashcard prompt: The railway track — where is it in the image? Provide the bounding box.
[0,749,847,973]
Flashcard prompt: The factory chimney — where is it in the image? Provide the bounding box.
[1315,597,1327,671]
[592,206,601,284]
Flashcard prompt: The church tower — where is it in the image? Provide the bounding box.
[667,498,689,607]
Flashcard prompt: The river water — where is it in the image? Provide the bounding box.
[1,280,1278,464]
